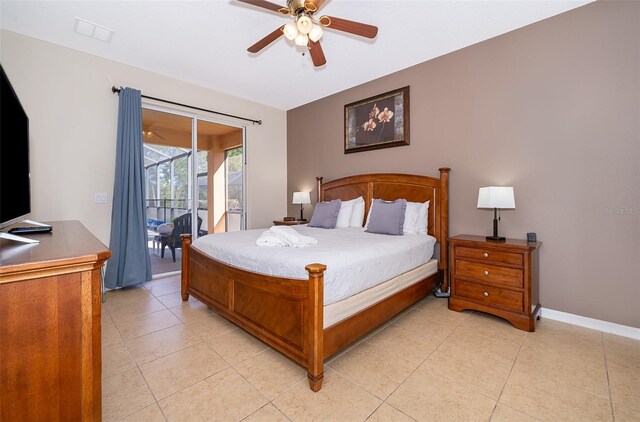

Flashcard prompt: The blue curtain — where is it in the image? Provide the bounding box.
[105,87,152,288]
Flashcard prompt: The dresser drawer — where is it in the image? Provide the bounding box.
[455,259,524,288]
[454,279,524,312]
[455,246,523,266]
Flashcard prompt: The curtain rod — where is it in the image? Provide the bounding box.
[111,86,262,125]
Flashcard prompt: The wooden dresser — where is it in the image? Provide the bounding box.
[448,234,541,331]
[0,221,111,421]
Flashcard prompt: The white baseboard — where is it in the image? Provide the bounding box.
[541,307,640,340]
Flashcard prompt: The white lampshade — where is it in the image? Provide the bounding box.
[296,15,313,34]
[308,24,323,42]
[477,187,515,209]
[292,191,311,205]
[283,22,298,41]
[294,33,308,46]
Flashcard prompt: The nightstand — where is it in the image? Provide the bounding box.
[273,219,308,226]
[448,235,542,331]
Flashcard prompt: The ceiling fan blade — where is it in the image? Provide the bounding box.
[308,40,326,67]
[304,0,326,13]
[319,15,378,39]
[248,26,284,53]
[237,0,289,14]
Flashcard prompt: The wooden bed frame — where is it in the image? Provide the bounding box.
[181,168,450,392]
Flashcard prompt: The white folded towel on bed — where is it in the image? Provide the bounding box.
[256,225,318,248]
[270,226,318,248]
[255,231,288,247]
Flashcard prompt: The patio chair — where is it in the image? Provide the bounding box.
[155,213,203,262]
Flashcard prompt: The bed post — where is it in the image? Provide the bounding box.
[305,263,326,392]
[181,234,192,301]
[438,168,451,293]
[316,177,323,203]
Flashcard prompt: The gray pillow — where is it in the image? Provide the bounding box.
[365,199,407,235]
[308,199,342,229]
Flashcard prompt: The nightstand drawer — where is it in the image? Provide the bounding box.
[454,279,524,312]
[456,246,523,266]
[455,259,523,288]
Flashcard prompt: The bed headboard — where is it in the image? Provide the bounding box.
[316,168,450,290]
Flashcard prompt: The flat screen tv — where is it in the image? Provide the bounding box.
[0,64,31,229]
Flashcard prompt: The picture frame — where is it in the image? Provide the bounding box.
[344,86,410,154]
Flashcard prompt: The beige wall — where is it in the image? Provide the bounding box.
[1,30,287,244]
[287,1,640,327]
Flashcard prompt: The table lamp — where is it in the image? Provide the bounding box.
[292,192,311,221]
[477,186,515,241]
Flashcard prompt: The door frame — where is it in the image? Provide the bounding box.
[141,102,248,238]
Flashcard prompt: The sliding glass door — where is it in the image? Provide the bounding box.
[142,105,246,275]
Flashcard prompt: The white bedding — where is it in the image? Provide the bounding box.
[191,226,436,305]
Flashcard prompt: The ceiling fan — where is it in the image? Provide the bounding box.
[239,0,378,67]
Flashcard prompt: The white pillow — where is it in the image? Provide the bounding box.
[403,200,430,234]
[335,198,356,228]
[364,199,376,229]
[350,196,365,227]
[403,202,422,234]
[336,197,366,228]
[417,201,430,234]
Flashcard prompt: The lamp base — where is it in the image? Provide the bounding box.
[487,212,505,242]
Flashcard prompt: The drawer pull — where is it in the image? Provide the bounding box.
[483,270,489,276]
[483,252,489,258]
[483,291,489,297]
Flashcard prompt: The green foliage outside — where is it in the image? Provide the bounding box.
[145,144,243,214]
[226,147,243,172]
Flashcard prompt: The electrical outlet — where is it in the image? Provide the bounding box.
[95,192,108,204]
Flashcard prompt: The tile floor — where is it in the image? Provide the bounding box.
[102,275,640,421]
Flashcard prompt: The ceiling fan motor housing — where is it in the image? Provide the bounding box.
[288,0,316,15]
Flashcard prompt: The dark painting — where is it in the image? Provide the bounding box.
[344,86,409,154]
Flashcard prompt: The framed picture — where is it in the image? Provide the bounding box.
[344,86,410,154]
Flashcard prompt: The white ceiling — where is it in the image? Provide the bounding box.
[0,0,592,110]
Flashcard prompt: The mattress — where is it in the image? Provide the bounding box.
[191,226,436,305]
[323,259,439,328]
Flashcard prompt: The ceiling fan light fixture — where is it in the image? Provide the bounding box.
[283,22,298,40]
[296,14,312,34]
[308,24,323,42]
[294,33,308,46]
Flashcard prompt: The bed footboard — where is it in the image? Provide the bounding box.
[181,234,326,391]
